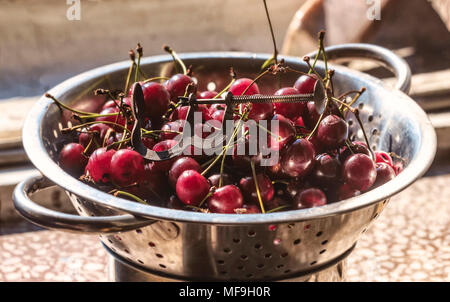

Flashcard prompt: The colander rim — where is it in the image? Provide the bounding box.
[22,51,437,225]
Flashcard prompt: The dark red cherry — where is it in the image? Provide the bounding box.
[160,121,184,140]
[294,75,317,94]
[208,174,234,188]
[302,101,321,129]
[342,153,377,191]
[109,149,145,187]
[373,162,396,188]
[142,136,156,149]
[375,151,393,167]
[165,74,195,100]
[152,139,179,172]
[85,147,116,183]
[280,138,316,178]
[207,185,244,214]
[339,141,370,163]
[239,173,275,205]
[96,107,127,131]
[167,195,184,210]
[140,82,171,121]
[317,114,348,149]
[211,110,224,123]
[268,114,296,151]
[232,138,262,172]
[89,123,111,140]
[168,157,201,188]
[58,143,87,176]
[293,188,327,209]
[242,204,261,214]
[274,87,304,120]
[312,153,341,186]
[176,170,210,206]
[337,183,361,200]
[243,102,274,122]
[198,90,218,101]
[229,78,260,96]
[141,162,170,200]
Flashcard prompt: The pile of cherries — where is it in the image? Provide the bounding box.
[55,44,401,215]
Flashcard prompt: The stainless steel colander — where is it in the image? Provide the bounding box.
[13,44,436,281]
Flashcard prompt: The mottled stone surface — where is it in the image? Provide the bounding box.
[1,173,449,282]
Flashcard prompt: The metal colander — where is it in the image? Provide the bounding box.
[13,44,436,281]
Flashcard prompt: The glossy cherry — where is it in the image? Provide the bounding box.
[373,162,396,188]
[208,173,234,188]
[140,82,171,121]
[268,114,296,151]
[239,173,275,205]
[58,143,87,176]
[280,138,316,178]
[317,114,348,149]
[293,188,327,209]
[152,139,179,172]
[109,149,145,187]
[85,147,116,183]
[207,185,244,214]
[339,141,370,163]
[342,153,377,191]
[198,90,218,100]
[229,78,260,96]
[312,153,341,186]
[273,87,304,120]
[294,75,317,94]
[176,170,210,206]
[375,151,393,167]
[165,74,195,100]
[168,157,202,188]
[160,121,184,140]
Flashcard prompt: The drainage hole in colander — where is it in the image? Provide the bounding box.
[248,230,256,237]
[233,238,241,244]
[348,119,353,126]
[372,128,379,135]
[137,259,144,264]
[358,103,364,110]
[156,253,164,258]
[287,223,295,229]
[77,206,82,212]
[240,255,248,261]
[368,115,374,122]
[264,253,272,259]
[148,242,156,248]
[273,238,281,245]
[223,248,232,254]
[276,264,284,269]
[304,224,311,230]
[237,265,244,270]
[321,240,328,245]
[293,239,301,245]
[159,264,166,269]
[108,239,113,244]
[350,134,356,141]
[246,273,253,278]
[310,261,317,266]
[256,264,264,269]
[372,145,377,151]
[217,260,225,265]
[254,243,262,250]
[284,269,291,274]
[281,252,288,258]
[373,213,379,219]
[362,228,367,233]
[316,231,323,237]
[136,229,142,234]
[114,235,121,241]
[124,249,130,254]
[319,249,327,254]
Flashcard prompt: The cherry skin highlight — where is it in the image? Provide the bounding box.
[342,153,377,191]
[293,188,327,209]
[207,185,244,214]
[109,149,145,187]
[175,170,210,206]
[280,138,316,178]
[58,143,87,176]
[239,173,275,205]
[85,147,116,184]
[317,114,348,149]
[229,78,260,96]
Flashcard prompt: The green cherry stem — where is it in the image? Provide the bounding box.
[135,43,143,83]
[164,45,187,75]
[45,93,95,116]
[250,160,265,214]
[263,0,278,65]
[113,190,147,205]
[198,187,216,208]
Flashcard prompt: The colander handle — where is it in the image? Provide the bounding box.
[306,43,412,94]
[13,175,155,233]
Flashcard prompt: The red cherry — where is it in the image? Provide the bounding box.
[339,141,370,163]
[244,102,274,122]
[85,148,116,183]
[168,157,201,189]
[375,151,393,167]
[337,183,361,200]
[229,78,260,96]
[109,149,145,187]
[160,121,183,140]
[312,153,341,186]
[141,162,170,200]
[293,188,327,209]
[89,123,111,140]
[211,110,225,123]
[171,106,189,121]
[242,204,261,214]
[165,74,195,100]
[280,138,316,178]
[141,82,170,121]
[152,139,179,172]
[58,143,87,176]
[373,162,396,188]
[317,114,348,149]
[142,137,156,149]
[96,107,127,131]
[207,185,244,213]
[302,101,321,129]
[198,90,218,101]
[294,75,317,94]
[274,87,304,120]
[268,114,296,151]
[342,153,377,191]
[176,170,210,206]
[239,173,275,205]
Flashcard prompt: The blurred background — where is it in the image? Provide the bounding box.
[0,0,449,281]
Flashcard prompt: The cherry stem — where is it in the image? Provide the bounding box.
[142,76,170,84]
[331,97,355,113]
[164,45,187,75]
[303,56,324,82]
[106,137,132,150]
[83,134,97,155]
[78,112,120,119]
[250,160,265,214]
[307,92,331,140]
[272,180,289,185]
[62,120,131,133]
[353,109,375,161]
[308,30,326,75]
[113,190,147,205]
[263,0,278,65]
[241,68,271,96]
[198,186,216,208]
[266,204,291,213]
[135,43,143,83]
[342,88,366,112]
[124,51,135,94]
[45,93,94,116]
[214,68,237,99]
[102,127,115,147]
